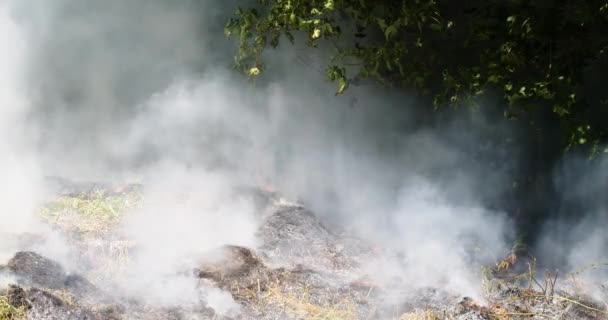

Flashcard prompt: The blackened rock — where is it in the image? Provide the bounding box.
[64,274,98,296]
[25,288,98,320]
[257,206,362,270]
[7,252,67,289]
[7,284,30,309]
[197,245,263,282]
[5,251,105,304]
[5,285,99,320]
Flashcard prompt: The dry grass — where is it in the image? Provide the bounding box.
[0,296,24,320]
[37,190,142,236]
[25,188,608,320]
[85,239,135,285]
[34,189,141,287]
[398,310,443,320]
[261,281,358,320]
[479,257,608,320]
[47,289,79,308]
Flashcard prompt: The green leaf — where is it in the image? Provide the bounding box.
[248,66,261,76]
[552,104,569,116]
[377,18,387,30]
[337,78,349,95]
[385,24,398,40]
[488,74,500,83]
[430,23,442,31]
[518,86,526,95]
[255,35,266,47]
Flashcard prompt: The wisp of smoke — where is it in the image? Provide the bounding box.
[537,155,608,299]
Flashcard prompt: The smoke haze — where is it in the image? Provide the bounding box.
[0,0,606,313]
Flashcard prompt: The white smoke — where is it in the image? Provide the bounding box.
[0,2,45,261]
[537,156,608,299]
[6,0,606,314]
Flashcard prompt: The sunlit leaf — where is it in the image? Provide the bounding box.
[248,66,261,76]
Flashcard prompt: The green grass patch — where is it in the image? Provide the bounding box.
[37,190,143,236]
[0,296,24,320]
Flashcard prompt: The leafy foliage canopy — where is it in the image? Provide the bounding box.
[226,0,608,152]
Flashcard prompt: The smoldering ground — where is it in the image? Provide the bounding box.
[1,0,607,318]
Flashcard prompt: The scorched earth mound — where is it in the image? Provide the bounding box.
[0,178,606,320]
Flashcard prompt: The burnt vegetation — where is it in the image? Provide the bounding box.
[1,182,607,319]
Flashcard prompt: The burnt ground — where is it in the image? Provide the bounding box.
[0,179,606,319]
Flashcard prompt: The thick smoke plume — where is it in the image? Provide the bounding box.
[0,3,44,261]
[1,0,606,313]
